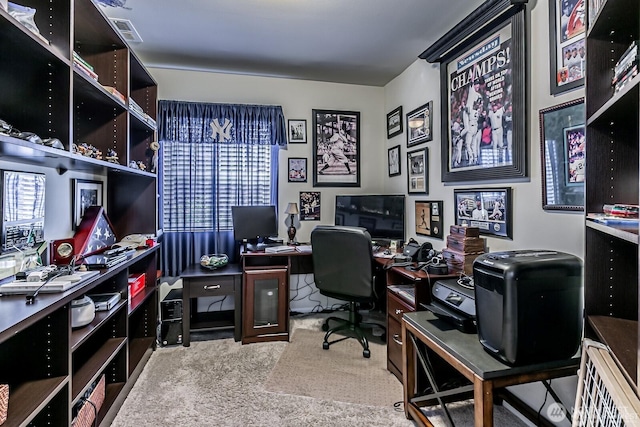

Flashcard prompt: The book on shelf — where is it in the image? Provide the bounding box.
[103,86,126,104]
[586,213,640,227]
[72,51,94,72]
[614,64,638,94]
[73,61,98,81]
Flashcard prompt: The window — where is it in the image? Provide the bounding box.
[161,142,274,232]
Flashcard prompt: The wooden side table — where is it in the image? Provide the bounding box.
[180,263,242,345]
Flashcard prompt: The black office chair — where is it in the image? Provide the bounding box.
[310,225,386,358]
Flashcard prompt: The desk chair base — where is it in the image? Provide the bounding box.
[321,302,386,358]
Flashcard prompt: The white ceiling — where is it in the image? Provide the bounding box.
[100,0,486,87]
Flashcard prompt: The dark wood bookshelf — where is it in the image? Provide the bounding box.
[3,376,67,427]
[72,337,127,403]
[71,300,128,351]
[129,337,155,376]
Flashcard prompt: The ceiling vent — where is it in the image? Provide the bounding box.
[110,18,143,43]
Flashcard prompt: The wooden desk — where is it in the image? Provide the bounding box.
[401,311,580,427]
[181,263,243,345]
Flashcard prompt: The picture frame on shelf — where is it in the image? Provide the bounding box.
[407,148,428,194]
[73,179,103,229]
[387,106,403,139]
[299,191,321,221]
[288,157,307,183]
[388,145,401,177]
[539,98,585,211]
[454,187,512,239]
[441,8,526,182]
[406,101,432,147]
[312,109,360,187]
[414,200,444,239]
[549,0,586,95]
[288,119,307,143]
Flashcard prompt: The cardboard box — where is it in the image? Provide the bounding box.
[128,273,146,299]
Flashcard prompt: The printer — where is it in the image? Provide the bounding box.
[422,278,477,333]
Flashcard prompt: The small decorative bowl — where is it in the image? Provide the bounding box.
[200,253,229,270]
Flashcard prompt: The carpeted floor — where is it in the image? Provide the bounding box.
[111,315,527,426]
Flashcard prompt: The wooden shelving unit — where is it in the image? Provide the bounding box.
[585,0,640,393]
[0,0,159,423]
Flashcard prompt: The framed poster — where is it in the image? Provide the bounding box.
[288,119,307,143]
[288,157,307,183]
[539,98,585,211]
[407,148,428,194]
[454,187,512,239]
[414,200,444,239]
[549,0,586,95]
[312,109,360,187]
[406,101,432,147]
[441,8,526,182]
[388,145,401,177]
[387,106,403,139]
[299,191,321,221]
[73,179,103,229]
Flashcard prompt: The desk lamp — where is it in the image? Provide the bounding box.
[285,202,299,245]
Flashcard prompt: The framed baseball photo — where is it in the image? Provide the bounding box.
[312,109,360,187]
[388,145,401,177]
[407,148,428,194]
[454,187,512,239]
[549,0,585,95]
[414,200,444,239]
[288,119,307,143]
[406,101,432,147]
[288,157,307,183]
[299,191,321,221]
[387,106,403,139]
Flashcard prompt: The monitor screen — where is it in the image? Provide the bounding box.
[334,195,405,242]
[231,205,278,242]
[1,170,46,253]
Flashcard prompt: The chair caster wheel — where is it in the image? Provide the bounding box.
[323,341,330,350]
[321,323,329,332]
[363,349,371,358]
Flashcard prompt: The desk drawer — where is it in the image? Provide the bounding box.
[388,292,413,323]
[188,276,236,297]
[387,315,403,375]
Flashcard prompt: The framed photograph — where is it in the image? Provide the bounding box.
[312,109,360,187]
[406,102,432,147]
[441,7,527,182]
[73,179,103,229]
[288,157,307,183]
[407,148,428,194]
[288,119,307,143]
[454,187,512,239]
[414,200,444,239]
[299,191,321,221]
[539,98,585,211]
[387,106,403,139]
[388,145,401,177]
[549,0,586,95]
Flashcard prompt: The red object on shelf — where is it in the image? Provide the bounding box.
[128,273,146,299]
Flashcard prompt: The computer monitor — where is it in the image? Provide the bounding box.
[334,195,405,244]
[231,205,279,251]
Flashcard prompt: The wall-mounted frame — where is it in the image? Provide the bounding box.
[407,148,428,194]
[406,102,432,147]
[312,109,360,187]
[73,179,103,229]
[539,98,585,211]
[1,170,46,252]
[387,106,403,139]
[454,187,512,239]
[288,119,307,143]
[440,7,527,182]
[388,145,401,177]
[414,200,444,239]
[299,191,321,221]
[288,157,307,183]
[549,0,585,95]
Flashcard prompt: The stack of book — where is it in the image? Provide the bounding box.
[73,52,98,81]
[612,41,638,94]
[103,86,126,104]
[441,225,485,275]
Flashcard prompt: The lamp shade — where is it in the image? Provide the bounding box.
[285,202,299,215]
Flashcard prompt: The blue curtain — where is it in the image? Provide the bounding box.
[158,101,286,276]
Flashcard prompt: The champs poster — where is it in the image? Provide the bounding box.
[448,24,513,172]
